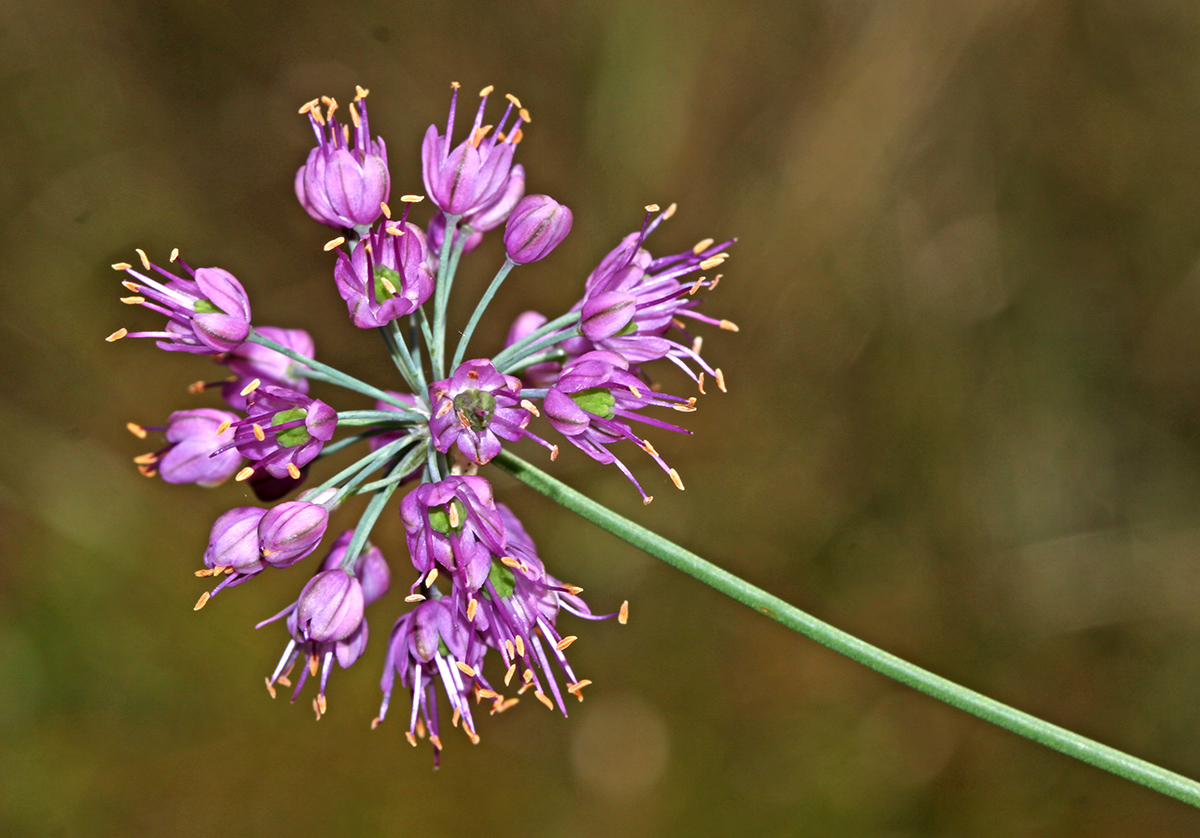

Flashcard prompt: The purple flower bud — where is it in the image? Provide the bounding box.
[579,291,637,342]
[231,387,337,480]
[295,94,390,229]
[333,220,434,329]
[259,500,329,567]
[399,475,506,593]
[421,83,526,216]
[112,261,252,356]
[428,360,541,465]
[152,408,243,486]
[220,326,314,410]
[204,506,268,574]
[319,530,392,606]
[297,570,365,643]
[504,195,573,264]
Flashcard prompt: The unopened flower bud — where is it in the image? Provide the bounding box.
[504,194,573,264]
[204,507,268,573]
[258,500,329,567]
[297,569,365,643]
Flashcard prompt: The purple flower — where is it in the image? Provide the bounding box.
[428,360,552,465]
[399,475,506,594]
[464,163,525,232]
[333,219,434,328]
[258,500,329,568]
[565,209,738,390]
[376,598,494,755]
[421,83,528,217]
[504,194,573,264]
[319,530,392,605]
[504,311,562,388]
[132,408,243,486]
[229,386,337,480]
[199,506,269,598]
[109,257,251,355]
[544,350,694,503]
[219,326,314,411]
[295,91,390,230]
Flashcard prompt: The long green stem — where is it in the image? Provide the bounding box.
[492,450,1200,809]
[430,213,463,378]
[338,455,413,573]
[451,258,516,371]
[378,323,423,394]
[497,327,578,375]
[245,331,412,411]
[336,409,425,425]
[491,310,581,370]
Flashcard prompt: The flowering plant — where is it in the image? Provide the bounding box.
[108,82,1200,802]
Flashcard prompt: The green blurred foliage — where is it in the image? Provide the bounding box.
[5,0,1200,834]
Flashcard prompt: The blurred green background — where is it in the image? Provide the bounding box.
[6,0,1200,834]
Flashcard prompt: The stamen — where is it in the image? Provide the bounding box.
[504,664,516,686]
[455,661,476,678]
[385,226,404,236]
[689,277,704,295]
[642,440,659,457]
[619,600,630,624]
[133,453,158,465]
[697,373,706,395]
[501,556,521,569]
[122,280,141,292]
[137,465,157,478]
[111,262,132,270]
[252,423,265,441]
[371,717,382,730]
[518,107,531,124]
[317,693,327,716]
[719,320,739,332]
[710,274,722,289]
[135,248,151,270]
[342,124,351,145]
[550,444,559,461]
[670,468,685,490]
[404,594,426,603]
[235,467,254,482]
[400,194,424,203]
[645,204,660,213]
[519,398,540,417]
[534,691,553,710]
[509,128,524,144]
[126,422,147,439]
[215,419,232,434]
[170,248,179,262]
[496,697,519,713]
[105,328,128,342]
[298,98,319,115]
[240,378,261,397]
[523,669,534,684]
[692,237,714,254]
[120,295,145,305]
[505,93,521,108]
[355,85,369,100]
[467,598,478,622]
[629,384,642,398]
[425,567,439,586]
[715,368,727,393]
[194,591,210,611]
[323,236,345,251]
[380,202,391,219]
[447,503,461,528]
[349,104,361,128]
[470,125,492,147]
[692,335,704,354]
[478,688,498,700]
[555,636,578,651]
[564,584,584,596]
[450,81,461,89]
[404,730,417,746]
[644,496,654,505]
[699,256,725,270]
[467,369,479,380]
[663,202,678,219]
[515,636,526,658]
[264,677,276,699]
[287,463,301,480]
[379,275,397,295]
[309,654,319,676]
[451,708,461,727]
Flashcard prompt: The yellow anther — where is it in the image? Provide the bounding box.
[135,248,151,270]
[645,204,660,213]
[323,236,345,251]
[133,453,158,465]
[404,730,417,746]
[515,636,525,658]
[629,384,642,398]
[509,128,524,144]
[122,280,141,292]
[555,636,578,651]
[619,600,629,624]
[564,584,584,595]
[710,273,722,289]
[643,495,654,505]
[380,202,391,219]
[126,422,147,439]
[252,423,265,441]
[719,319,739,332]
[355,85,369,100]
[518,107,531,124]
[455,661,476,678]
[478,688,499,700]
[215,419,231,434]
[670,468,685,490]
[663,202,678,219]
[235,467,254,482]
[170,247,179,262]
[400,194,424,203]
[385,226,404,236]
[505,93,521,108]
[194,591,210,611]
[523,669,534,683]
[699,256,725,270]
[240,378,261,397]
[447,503,460,528]
[520,399,540,417]
[479,85,494,97]
[535,691,553,710]
[692,237,714,254]
[692,335,704,354]
[425,567,439,586]
[715,368,727,392]
[470,125,492,147]
[287,463,301,480]
[504,639,515,657]
[349,104,361,128]
[467,598,478,622]
[111,262,132,271]
[298,98,320,114]
[450,81,461,89]
[501,556,521,569]
[697,373,706,395]
[504,664,516,686]
[264,677,277,699]
[404,594,426,603]
[378,275,397,295]
[105,328,128,342]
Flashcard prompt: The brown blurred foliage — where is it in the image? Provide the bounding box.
[5,0,1200,834]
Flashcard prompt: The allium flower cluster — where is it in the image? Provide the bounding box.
[109,82,734,759]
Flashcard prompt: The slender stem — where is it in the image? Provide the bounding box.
[336,409,425,425]
[318,428,394,458]
[506,349,566,375]
[430,213,463,379]
[492,450,1200,809]
[312,435,414,496]
[245,331,412,410]
[355,442,428,493]
[338,455,412,574]
[519,388,549,399]
[497,327,578,375]
[491,310,581,370]
[378,323,422,394]
[451,258,516,371]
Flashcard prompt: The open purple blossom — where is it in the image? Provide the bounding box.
[544,350,695,503]
[399,475,506,594]
[218,326,314,410]
[376,598,496,756]
[563,209,738,390]
[333,217,434,328]
[131,408,243,486]
[227,386,337,480]
[428,359,553,465]
[504,194,573,264]
[422,83,528,217]
[109,257,252,355]
[295,91,390,230]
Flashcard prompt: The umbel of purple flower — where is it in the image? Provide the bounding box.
[107,83,735,762]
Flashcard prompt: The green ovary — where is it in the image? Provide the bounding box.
[271,408,310,447]
[571,387,616,419]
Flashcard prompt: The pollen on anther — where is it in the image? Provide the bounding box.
[137,464,157,477]
[119,295,144,305]
[425,567,439,586]
[509,128,524,144]
[564,584,584,595]
[135,248,151,270]
[298,98,319,115]
[379,275,398,295]
[522,669,534,684]
[194,591,210,611]
[719,319,739,332]
[456,661,476,678]
[133,453,158,465]
[111,262,132,271]
[105,328,128,342]
[479,85,495,97]
[235,467,254,482]
[715,368,727,392]
[215,419,232,434]
[467,598,478,622]
[500,556,520,569]
[126,422,147,439]
[451,81,461,89]
[355,85,369,100]
[515,636,526,658]
[629,384,642,398]
[664,202,678,219]
[692,237,715,255]
[710,274,722,289]
[518,107,531,123]
[550,444,559,461]
[534,691,553,710]
[556,636,578,651]
[385,226,404,236]
[404,730,417,746]
[122,280,141,292]
[670,468,685,490]
[252,423,265,441]
[287,463,301,480]
[619,600,630,624]
[689,277,704,296]
[240,378,261,397]
[697,373,707,395]
[380,202,391,219]
[169,248,179,262]
[349,105,361,128]
[692,335,704,354]
[264,677,277,699]
[400,194,424,203]
[645,204,660,213]
[699,256,725,270]
[643,495,654,505]
[447,503,461,528]
[404,594,426,603]
[505,92,521,108]
[323,236,345,252]
[504,664,516,686]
